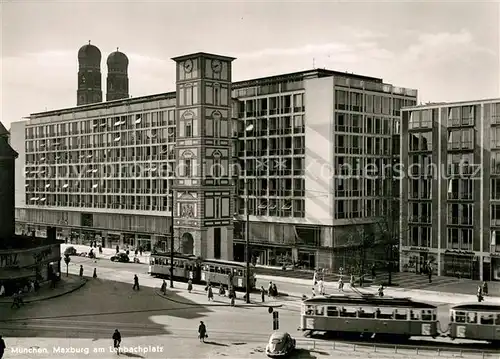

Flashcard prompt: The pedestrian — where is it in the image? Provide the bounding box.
[207,285,213,301]
[0,335,5,359]
[112,329,121,354]
[0,284,5,297]
[267,281,273,298]
[133,275,140,290]
[187,279,193,293]
[350,274,355,289]
[378,284,384,297]
[260,286,265,302]
[11,292,20,309]
[483,281,489,296]
[79,265,84,277]
[371,264,376,279]
[318,279,325,296]
[272,283,278,298]
[139,246,143,256]
[338,278,344,292]
[311,287,316,297]
[93,268,97,278]
[198,321,207,343]
[116,245,119,254]
[99,245,103,254]
[477,285,483,302]
[135,249,139,256]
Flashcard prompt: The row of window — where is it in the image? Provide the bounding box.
[26,146,177,166]
[26,179,174,194]
[335,135,392,156]
[239,94,304,117]
[26,194,173,211]
[335,199,391,219]
[25,111,176,139]
[335,178,393,198]
[242,115,305,137]
[407,106,478,130]
[406,226,474,250]
[452,311,500,325]
[303,305,436,321]
[236,198,305,218]
[335,90,416,115]
[335,114,397,135]
[26,128,176,153]
[238,178,304,197]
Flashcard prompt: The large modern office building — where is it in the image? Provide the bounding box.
[400,99,500,281]
[10,43,417,270]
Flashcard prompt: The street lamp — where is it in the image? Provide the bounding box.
[243,123,254,304]
[170,155,175,288]
[170,190,175,288]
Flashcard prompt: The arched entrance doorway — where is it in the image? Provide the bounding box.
[181,232,194,255]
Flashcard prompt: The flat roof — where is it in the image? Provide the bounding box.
[171,52,236,62]
[28,68,392,119]
[402,97,500,111]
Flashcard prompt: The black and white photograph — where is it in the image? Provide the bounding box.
[0,1,499,358]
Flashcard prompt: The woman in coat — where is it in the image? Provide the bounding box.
[198,321,207,342]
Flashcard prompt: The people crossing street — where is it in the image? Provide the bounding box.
[133,275,140,291]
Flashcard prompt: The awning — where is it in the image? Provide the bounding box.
[0,268,35,280]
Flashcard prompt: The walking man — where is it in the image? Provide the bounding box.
[133,275,140,291]
[0,335,6,359]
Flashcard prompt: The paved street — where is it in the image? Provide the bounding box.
[0,245,491,359]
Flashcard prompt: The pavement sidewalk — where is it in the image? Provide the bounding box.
[0,275,86,304]
[257,274,500,306]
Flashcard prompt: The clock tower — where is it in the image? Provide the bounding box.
[171,52,236,260]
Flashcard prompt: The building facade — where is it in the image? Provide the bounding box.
[10,49,417,269]
[400,99,500,281]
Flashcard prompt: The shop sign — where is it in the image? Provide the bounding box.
[0,253,19,268]
[409,246,429,252]
[490,252,500,258]
[0,245,59,269]
[444,249,474,256]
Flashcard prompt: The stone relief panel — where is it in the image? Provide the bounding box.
[180,203,196,218]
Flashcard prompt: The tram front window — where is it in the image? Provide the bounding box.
[327,306,338,317]
[480,314,494,325]
[315,306,325,316]
[454,311,466,323]
[467,312,477,324]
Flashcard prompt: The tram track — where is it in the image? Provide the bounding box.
[2,318,499,354]
[306,332,500,354]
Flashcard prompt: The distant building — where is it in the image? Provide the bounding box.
[106,48,129,101]
[10,49,417,270]
[400,98,500,281]
[77,41,102,106]
[0,122,61,287]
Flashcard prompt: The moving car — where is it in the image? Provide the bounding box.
[63,246,77,256]
[111,253,130,263]
[265,331,296,357]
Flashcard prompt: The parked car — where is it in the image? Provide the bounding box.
[64,246,77,256]
[265,331,296,357]
[110,253,130,263]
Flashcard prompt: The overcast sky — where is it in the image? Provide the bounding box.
[1,0,499,128]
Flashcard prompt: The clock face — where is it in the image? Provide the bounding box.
[212,59,222,73]
[184,59,193,73]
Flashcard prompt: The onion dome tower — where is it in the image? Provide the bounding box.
[106,48,129,101]
[77,40,103,106]
[0,122,18,240]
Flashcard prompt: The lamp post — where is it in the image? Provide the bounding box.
[170,189,175,288]
[243,123,254,304]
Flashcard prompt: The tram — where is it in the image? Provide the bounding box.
[449,303,500,345]
[149,253,256,290]
[299,294,439,340]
